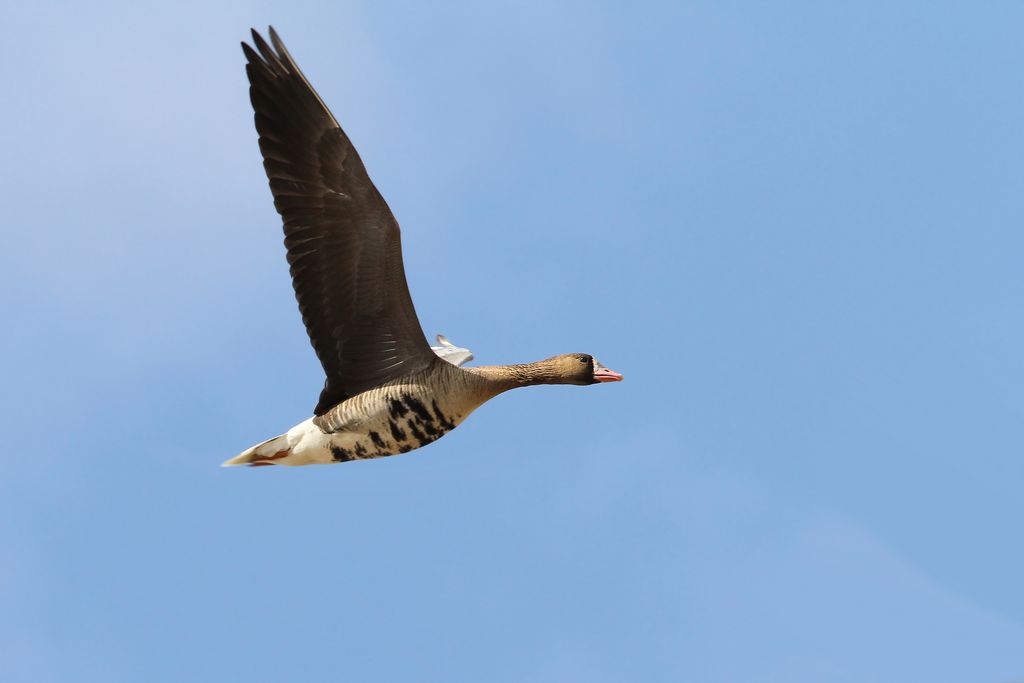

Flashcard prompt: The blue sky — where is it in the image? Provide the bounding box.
[3,1,1024,680]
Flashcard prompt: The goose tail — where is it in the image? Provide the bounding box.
[222,432,291,467]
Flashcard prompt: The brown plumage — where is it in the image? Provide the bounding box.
[226,28,621,468]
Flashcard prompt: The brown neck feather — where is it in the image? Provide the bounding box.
[467,360,571,394]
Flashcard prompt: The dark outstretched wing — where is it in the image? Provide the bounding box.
[243,27,435,415]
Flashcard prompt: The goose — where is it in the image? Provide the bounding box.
[224,28,622,467]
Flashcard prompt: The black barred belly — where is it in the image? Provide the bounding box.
[328,394,459,463]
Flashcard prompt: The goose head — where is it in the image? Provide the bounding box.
[543,353,624,385]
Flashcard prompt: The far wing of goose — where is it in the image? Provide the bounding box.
[243,27,435,414]
[430,334,474,367]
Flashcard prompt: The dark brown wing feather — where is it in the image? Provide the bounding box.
[243,27,434,415]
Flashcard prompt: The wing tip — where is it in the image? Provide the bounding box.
[240,40,259,61]
[244,26,285,67]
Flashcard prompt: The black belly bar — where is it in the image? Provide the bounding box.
[330,393,456,463]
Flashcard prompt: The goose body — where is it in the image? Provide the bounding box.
[226,28,621,468]
[227,359,480,466]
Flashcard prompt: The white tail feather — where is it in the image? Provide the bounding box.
[222,432,290,467]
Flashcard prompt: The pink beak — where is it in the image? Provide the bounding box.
[593,362,624,383]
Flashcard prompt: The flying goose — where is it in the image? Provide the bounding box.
[224,28,622,467]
